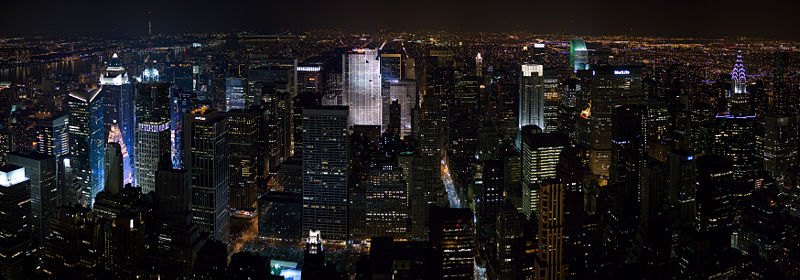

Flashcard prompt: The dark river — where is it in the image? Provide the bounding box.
[0,56,103,83]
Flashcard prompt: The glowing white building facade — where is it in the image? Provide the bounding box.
[343,49,382,128]
[519,64,545,130]
[386,80,416,137]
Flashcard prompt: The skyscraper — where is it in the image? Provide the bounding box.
[44,206,102,279]
[183,108,230,242]
[297,63,322,93]
[521,128,568,219]
[364,163,408,239]
[429,206,475,280]
[496,200,523,280]
[106,124,132,188]
[0,165,31,280]
[475,52,483,77]
[258,191,302,241]
[477,160,504,226]
[667,150,697,230]
[587,66,643,176]
[263,88,292,167]
[154,160,203,277]
[714,53,756,183]
[247,57,298,100]
[7,152,56,251]
[302,106,349,242]
[535,181,566,280]
[0,130,11,166]
[714,115,757,182]
[409,95,446,240]
[385,79,416,137]
[104,142,124,194]
[343,49,382,128]
[35,114,69,158]
[227,108,262,210]
[379,49,403,83]
[542,70,561,133]
[569,38,589,71]
[762,115,799,188]
[519,64,545,134]
[100,53,134,187]
[135,81,171,194]
[611,104,647,202]
[729,50,748,113]
[225,77,246,111]
[68,88,104,207]
[163,62,194,92]
[302,230,325,279]
[170,88,195,169]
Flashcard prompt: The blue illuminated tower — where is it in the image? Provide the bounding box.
[68,88,104,207]
[171,88,195,169]
[100,53,134,186]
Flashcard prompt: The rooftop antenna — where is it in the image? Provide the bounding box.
[146,10,153,64]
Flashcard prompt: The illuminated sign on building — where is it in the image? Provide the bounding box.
[614,70,630,75]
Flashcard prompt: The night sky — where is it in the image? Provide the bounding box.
[2,0,799,39]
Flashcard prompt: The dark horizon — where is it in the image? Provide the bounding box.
[3,0,800,40]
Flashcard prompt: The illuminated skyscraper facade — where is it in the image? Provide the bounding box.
[543,70,561,133]
[343,49,382,128]
[385,79,416,137]
[535,181,566,280]
[569,38,589,71]
[729,50,748,113]
[170,88,195,169]
[68,88,104,207]
[715,53,756,182]
[135,82,172,194]
[100,53,134,187]
[521,129,568,219]
[519,64,545,133]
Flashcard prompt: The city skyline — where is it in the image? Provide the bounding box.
[2,3,800,279]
